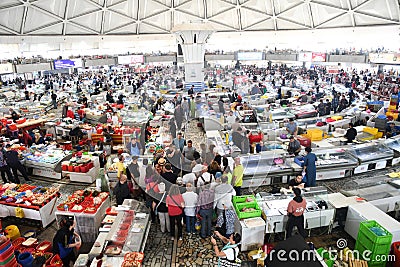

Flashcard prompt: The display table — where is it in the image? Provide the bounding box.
[63,167,99,183]
[24,150,72,180]
[0,197,57,227]
[258,194,335,235]
[88,199,151,265]
[16,118,47,130]
[55,197,110,242]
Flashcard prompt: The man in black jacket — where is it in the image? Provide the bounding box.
[4,144,30,183]
[113,174,131,205]
[344,123,357,144]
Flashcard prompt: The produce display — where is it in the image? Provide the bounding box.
[0,183,59,207]
[57,189,109,213]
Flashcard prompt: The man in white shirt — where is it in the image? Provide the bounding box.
[183,164,202,185]
[225,111,236,127]
[182,183,198,235]
[214,175,236,216]
[196,165,214,187]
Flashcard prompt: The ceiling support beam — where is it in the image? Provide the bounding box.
[62,0,69,35]
[270,0,277,30]
[20,4,28,34]
[346,0,356,26]
[100,0,107,34]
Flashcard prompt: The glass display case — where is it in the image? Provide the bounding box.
[349,142,394,163]
[256,189,334,234]
[384,136,400,166]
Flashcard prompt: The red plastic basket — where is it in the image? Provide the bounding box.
[11,237,25,251]
[0,238,11,252]
[0,245,15,262]
[50,254,63,267]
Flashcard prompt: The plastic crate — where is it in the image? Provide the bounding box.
[356,232,391,255]
[359,220,393,246]
[235,202,262,219]
[355,242,389,264]
[232,195,256,206]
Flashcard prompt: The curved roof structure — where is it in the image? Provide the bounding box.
[0,0,399,36]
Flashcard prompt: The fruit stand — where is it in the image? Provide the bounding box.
[0,183,60,227]
[55,189,110,242]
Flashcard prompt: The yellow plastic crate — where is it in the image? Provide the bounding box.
[363,127,378,136]
[386,112,399,121]
[305,129,324,141]
[374,132,384,139]
[331,115,343,121]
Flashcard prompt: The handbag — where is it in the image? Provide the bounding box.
[216,209,227,237]
[302,173,307,183]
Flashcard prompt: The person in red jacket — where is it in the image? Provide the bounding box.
[166,184,185,241]
[286,188,307,238]
[66,107,75,119]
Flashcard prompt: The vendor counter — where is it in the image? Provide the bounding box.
[257,192,335,235]
[0,196,57,227]
[88,199,150,265]
[55,196,110,242]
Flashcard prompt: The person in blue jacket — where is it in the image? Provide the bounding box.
[303,147,317,187]
[52,216,81,267]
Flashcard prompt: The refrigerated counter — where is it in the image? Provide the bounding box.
[257,191,335,235]
[290,147,359,180]
[349,142,394,174]
[383,136,400,166]
[241,151,292,188]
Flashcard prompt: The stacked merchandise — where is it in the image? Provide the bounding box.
[232,195,262,219]
[386,95,399,121]
[355,220,393,267]
[0,237,17,267]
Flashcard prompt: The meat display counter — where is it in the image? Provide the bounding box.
[256,190,334,235]
[348,142,394,174]
[24,145,72,180]
[240,151,292,188]
[206,130,241,157]
[290,147,359,180]
[383,136,400,166]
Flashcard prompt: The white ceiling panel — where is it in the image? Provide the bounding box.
[0,0,397,36]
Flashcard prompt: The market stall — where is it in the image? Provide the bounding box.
[89,199,150,266]
[232,195,266,251]
[206,130,241,157]
[0,183,60,227]
[61,155,100,183]
[383,135,400,166]
[55,189,110,242]
[24,144,72,180]
[257,189,334,236]
[241,151,292,188]
[290,147,359,180]
[349,142,394,174]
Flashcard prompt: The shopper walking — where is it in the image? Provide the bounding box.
[232,157,243,196]
[286,188,307,238]
[0,143,14,183]
[166,184,185,241]
[51,91,57,110]
[154,185,170,233]
[303,147,317,187]
[182,183,198,235]
[196,183,215,239]
[4,144,30,183]
[113,174,131,205]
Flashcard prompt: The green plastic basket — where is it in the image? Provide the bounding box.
[235,201,261,219]
[358,220,392,246]
[232,195,256,206]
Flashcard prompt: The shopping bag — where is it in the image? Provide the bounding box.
[302,174,307,183]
